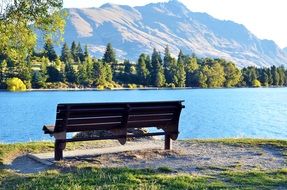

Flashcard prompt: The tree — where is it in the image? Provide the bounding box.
[176,60,186,87]
[65,62,77,83]
[198,70,208,88]
[84,45,89,60]
[277,66,285,86]
[207,62,225,87]
[93,60,107,86]
[271,65,279,86]
[76,42,84,62]
[6,77,26,91]
[103,43,116,64]
[47,66,63,82]
[151,48,165,87]
[60,42,72,63]
[242,66,257,87]
[163,46,173,84]
[136,54,149,85]
[0,0,66,61]
[260,68,269,86]
[186,57,199,87]
[32,71,46,88]
[223,62,241,87]
[70,41,78,62]
[44,39,58,62]
[177,49,184,65]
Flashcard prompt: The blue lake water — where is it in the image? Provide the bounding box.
[0,88,287,143]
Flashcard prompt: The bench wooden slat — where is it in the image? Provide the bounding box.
[66,123,122,132]
[63,116,123,125]
[128,113,174,121]
[62,132,177,143]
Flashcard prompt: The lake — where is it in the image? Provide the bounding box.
[0,88,287,143]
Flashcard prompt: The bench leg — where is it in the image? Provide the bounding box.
[164,134,172,150]
[55,140,65,161]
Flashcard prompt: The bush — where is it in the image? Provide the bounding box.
[252,79,261,87]
[128,83,137,89]
[6,78,27,91]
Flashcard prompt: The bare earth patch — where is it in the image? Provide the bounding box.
[5,140,287,174]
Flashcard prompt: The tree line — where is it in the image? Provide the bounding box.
[0,41,287,90]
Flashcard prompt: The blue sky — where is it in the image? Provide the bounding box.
[63,0,287,48]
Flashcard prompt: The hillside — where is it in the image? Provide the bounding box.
[63,0,287,67]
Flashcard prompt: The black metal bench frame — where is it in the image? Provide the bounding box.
[43,101,184,160]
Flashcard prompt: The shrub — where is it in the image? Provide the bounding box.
[128,83,137,89]
[252,79,261,87]
[6,77,27,91]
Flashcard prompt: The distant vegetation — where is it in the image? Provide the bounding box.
[0,1,286,91]
[0,41,287,90]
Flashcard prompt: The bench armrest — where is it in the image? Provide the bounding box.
[43,125,55,134]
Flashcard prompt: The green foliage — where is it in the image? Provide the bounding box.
[44,39,58,62]
[223,62,241,87]
[60,43,72,63]
[0,0,65,61]
[103,43,116,64]
[64,62,77,83]
[136,54,149,85]
[6,77,26,91]
[252,79,261,87]
[151,48,166,87]
[1,37,287,90]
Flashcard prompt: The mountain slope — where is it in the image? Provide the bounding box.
[63,0,287,67]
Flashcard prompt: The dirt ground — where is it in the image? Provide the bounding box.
[5,140,287,174]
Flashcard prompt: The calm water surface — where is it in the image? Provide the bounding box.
[0,88,287,143]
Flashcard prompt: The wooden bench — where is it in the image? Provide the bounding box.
[43,101,184,160]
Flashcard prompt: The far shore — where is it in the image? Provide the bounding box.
[0,86,286,92]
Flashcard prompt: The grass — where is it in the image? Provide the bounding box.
[0,167,225,190]
[0,140,115,165]
[1,138,287,189]
[182,138,287,148]
[1,167,287,189]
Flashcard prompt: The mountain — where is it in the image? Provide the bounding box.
[284,47,287,54]
[63,0,287,67]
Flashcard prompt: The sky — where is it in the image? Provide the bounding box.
[63,0,287,48]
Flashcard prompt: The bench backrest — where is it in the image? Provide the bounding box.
[54,101,184,139]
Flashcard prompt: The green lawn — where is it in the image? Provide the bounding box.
[0,139,287,189]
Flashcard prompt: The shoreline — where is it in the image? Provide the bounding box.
[0,86,286,92]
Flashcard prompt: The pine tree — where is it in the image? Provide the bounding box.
[44,39,57,62]
[163,46,173,84]
[277,66,285,86]
[176,60,186,87]
[177,49,184,65]
[136,54,149,85]
[103,43,116,64]
[84,45,89,60]
[60,42,72,63]
[186,57,199,87]
[77,43,85,62]
[151,48,165,87]
[271,65,279,86]
[71,41,78,62]
[65,62,77,83]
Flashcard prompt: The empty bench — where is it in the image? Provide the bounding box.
[43,101,184,160]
